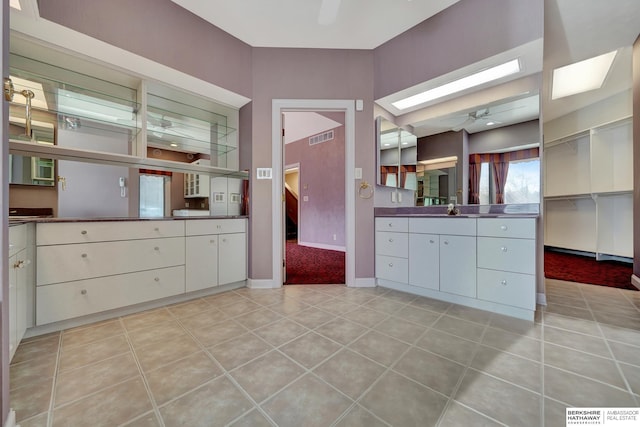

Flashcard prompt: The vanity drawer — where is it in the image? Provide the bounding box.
[477,218,536,239]
[409,217,476,236]
[36,266,185,325]
[376,232,408,258]
[477,237,535,274]
[37,220,184,245]
[477,268,535,310]
[375,217,409,233]
[185,218,246,236]
[37,237,185,285]
[376,255,408,284]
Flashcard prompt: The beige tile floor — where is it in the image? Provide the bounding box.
[10,280,640,427]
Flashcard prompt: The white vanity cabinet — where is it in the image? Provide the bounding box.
[476,218,536,311]
[9,224,33,361]
[375,218,409,284]
[185,218,247,291]
[36,220,186,325]
[409,218,476,297]
[376,215,538,320]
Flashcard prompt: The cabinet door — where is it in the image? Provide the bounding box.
[409,233,439,290]
[219,233,247,285]
[16,250,29,347]
[8,254,17,361]
[440,235,476,298]
[186,235,219,291]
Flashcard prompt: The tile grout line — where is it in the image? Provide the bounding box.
[433,310,492,427]
[44,331,63,427]
[117,316,167,427]
[581,288,640,407]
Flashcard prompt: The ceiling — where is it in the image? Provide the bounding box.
[170,0,461,50]
[171,0,640,138]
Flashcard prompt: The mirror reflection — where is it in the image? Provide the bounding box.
[376,117,417,189]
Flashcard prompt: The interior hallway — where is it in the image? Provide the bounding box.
[10,282,640,426]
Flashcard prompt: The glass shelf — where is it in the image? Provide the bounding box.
[146,94,236,156]
[9,76,139,140]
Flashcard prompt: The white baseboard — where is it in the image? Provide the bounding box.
[247,278,280,289]
[297,241,346,252]
[5,409,16,427]
[537,292,547,306]
[350,277,376,287]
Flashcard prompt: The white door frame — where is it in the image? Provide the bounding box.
[272,99,355,287]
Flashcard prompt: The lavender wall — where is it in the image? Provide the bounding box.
[37,0,252,98]
[285,124,346,248]
[373,0,543,99]
[250,48,375,280]
[469,120,540,153]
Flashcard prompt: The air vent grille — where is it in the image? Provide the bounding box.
[309,130,334,146]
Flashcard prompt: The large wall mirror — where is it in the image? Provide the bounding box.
[376,116,417,189]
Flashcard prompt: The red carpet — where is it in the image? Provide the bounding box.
[544,249,636,291]
[286,241,345,284]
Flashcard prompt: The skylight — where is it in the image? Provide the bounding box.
[392,59,521,110]
[551,51,617,100]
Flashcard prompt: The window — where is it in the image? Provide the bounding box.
[479,162,490,205]
[478,158,540,204]
[504,158,540,204]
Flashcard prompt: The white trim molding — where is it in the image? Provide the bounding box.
[632,274,640,291]
[272,99,356,288]
[4,409,16,427]
[297,241,346,253]
[247,279,279,289]
[536,292,547,306]
[352,278,377,288]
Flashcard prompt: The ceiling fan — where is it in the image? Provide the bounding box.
[451,108,499,131]
[318,0,342,25]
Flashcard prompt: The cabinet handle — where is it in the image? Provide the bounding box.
[501,280,507,286]
[154,227,160,232]
[210,239,216,244]
[388,238,394,242]
[443,241,449,245]
[388,262,393,267]
[14,260,26,269]
[501,246,508,252]
[81,253,88,258]
[80,289,87,295]
[429,239,435,244]
[81,230,87,235]
[500,225,508,231]
[388,223,393,228]
[154,246,160,251]
[222,238,227,243]
[154,277,160,282]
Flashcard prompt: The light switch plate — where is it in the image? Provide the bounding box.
[256,168,272,179]
[355,167,362,179]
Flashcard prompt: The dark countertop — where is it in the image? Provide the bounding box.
[375,203,539,218]
[9,216,248,225]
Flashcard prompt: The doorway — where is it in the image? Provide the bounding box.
[271,99,355,288]
[283,112,346,284]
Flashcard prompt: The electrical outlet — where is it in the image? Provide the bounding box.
[185,202,189,208]
[201,202,205,208]
[333,234,337,241]
[391,191,396,203]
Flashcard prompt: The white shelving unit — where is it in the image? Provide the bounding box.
[544,117,632,260]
